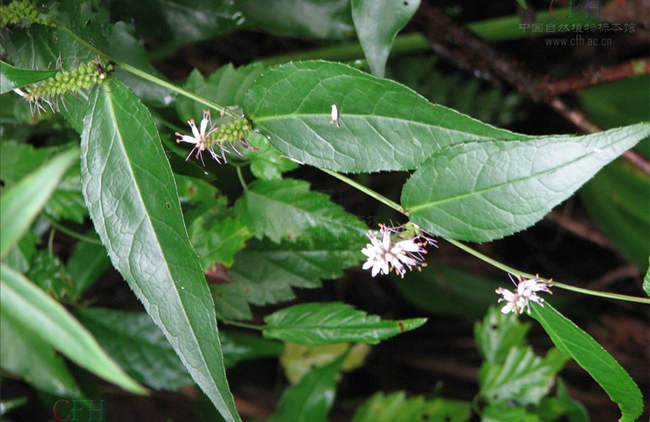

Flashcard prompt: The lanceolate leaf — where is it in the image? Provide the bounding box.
[351,0,420,77]
[402,123,650,242]
[530,303,643,422]
[263,302,426,345]
[0,314,82,398]
[267,355,344,422]
[0,266,144,394]
[235,178,368,244]
[0,60,56,94]
[243,60,528,173]
[0,148,79,258]
[80,80,240,421]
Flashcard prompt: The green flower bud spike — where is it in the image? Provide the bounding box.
[0,0,54,27]
[14,59,114,115]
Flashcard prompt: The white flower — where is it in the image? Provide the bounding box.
[361,224,433,278]
[496,274,552,315]
[176,110,223,164]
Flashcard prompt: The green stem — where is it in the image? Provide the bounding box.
[235,165,248,190]
[321,170,650,305]
[52,22,239,119]
[220,319,264,330]
[45,216,102,245]
[320,168,404,213]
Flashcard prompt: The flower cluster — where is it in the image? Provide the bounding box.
[1,0,53,27]
[495,274,552,315]
[175,110,252,165]
[14,59,113,114]
[361,224,435,278]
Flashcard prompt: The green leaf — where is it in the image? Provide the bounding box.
[0,314,82,398]
[236,0,354,40]
[479,346,567,405]
[235,178,367,244]
[643,257,650,296]
[26,251,74,300]
[0,266,144,393]
[267,354,344,422]
[80,80,240,421]
[76,307,194,390]
[0,141,51,187]
[0,148,79,258]
[402,123,650,242]
[176,63,265,122]
[515,0,528,9]
[0,142,87,223]
[481,403,541,422]
[392,265,504,318]
[107,0,244,56]
[580,161,649,269]
[3,231,38,274]
[211,238,363,320]
[530,303,643,422]
[264,302,426,345]
[474,306,531,363]
[351,0,420,77]
[243,60,528,173]
[352,392,471,422]
[66,235,110,299]
[537,379,589,422]
[77,308,283,391]
[0,60,56,94]
[189,205,251,270]
[45,165,88,223]
[244,132,299,180]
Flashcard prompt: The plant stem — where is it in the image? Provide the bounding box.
[52,22,239,119]
[235,165,248,190]
[320,168,404,213]
[44,216,102,245]
[321,169,650,305]
[220,319,264,330]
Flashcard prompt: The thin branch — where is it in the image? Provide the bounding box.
[542,58,650,96]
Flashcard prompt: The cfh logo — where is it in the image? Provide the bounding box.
[549,0,601,18]
[53,400,105,422]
